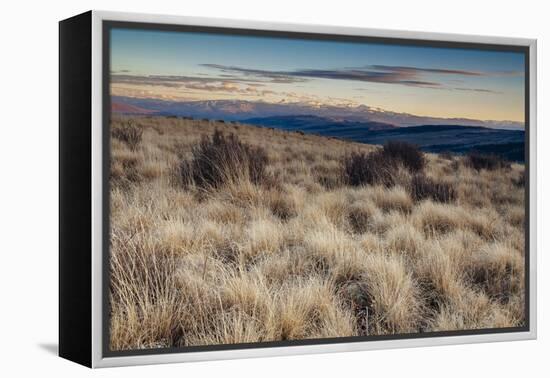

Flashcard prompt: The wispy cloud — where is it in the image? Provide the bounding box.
[290,68,441,87]
[111,69,132,74]
[200,64,307,84]
[452,87,501,94]
[111,74,275,97]
[368,65,483,76]
[201,63,499,90]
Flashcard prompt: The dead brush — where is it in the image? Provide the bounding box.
[410,174,456,203]
[342,150,396,187]
[382,141,426,173]
[111,120,144,151]
[466,152,511,171]
[181,129,269,190]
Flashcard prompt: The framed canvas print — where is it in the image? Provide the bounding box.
[59,10,537,368]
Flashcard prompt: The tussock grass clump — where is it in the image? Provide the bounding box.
[413,201,465,236]
[186,130,268,189]
[382,141,425,173]
[342,151,396,187]
[361,253,423,334]
[111,120,143,151]
[512,171,525,188]
[110,231,186,350]
[466,152,511,171]
[385,223,425,258]
[347,201,377,234]
[410,174,456,203]
[265,189,298,221]
[465,242,523,303]
[369,186,413,213]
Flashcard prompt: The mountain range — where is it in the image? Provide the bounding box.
[111,96,525,161]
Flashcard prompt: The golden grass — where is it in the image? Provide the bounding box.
[109,115,526,350]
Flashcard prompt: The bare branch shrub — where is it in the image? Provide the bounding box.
[342,151,396,187]
[382,141,425,173]
[183,130,268,189]
[466,152,510,171]
[111,120,144,151]
[410,174,456,203]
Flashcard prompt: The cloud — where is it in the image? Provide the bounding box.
[452,87,501,94]
[111,69,131,74]
[183,81,274,96]
[289,68,441,87]
[201,63,496,90]
[200,64,308,84]
[112,75,185,88]
[111,73,275,98]
[114,61,503,94]
[368,65,483,76]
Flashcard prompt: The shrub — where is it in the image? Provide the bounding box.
[342,151,396,187]
[382,141,425,173]
[111,120,143,151]
[187,130,268,189]
[410,174,456,203]
[466,152,510,171]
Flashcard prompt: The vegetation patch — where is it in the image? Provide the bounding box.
[466,152,511,171]
[183,130,268,190]
[109,116,526,350]
[342,151,396,187]
[111,120,143,151]
[382,141,425,173]
[410,174,456,203]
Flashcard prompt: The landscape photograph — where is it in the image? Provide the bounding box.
[107,27,527,351]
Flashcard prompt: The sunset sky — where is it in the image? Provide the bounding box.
[110,28,526,124]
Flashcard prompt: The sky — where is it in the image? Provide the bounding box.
[110,28,526,124]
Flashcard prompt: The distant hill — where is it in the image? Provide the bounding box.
[244,116,525,162]
[243,114,395,136]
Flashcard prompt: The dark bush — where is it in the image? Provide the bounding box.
[187,130,268,189]
[111,120,143,151]
[410,174,456,203]
[342,151,396,187]
[382,141,425,173]
[466,152,510,171]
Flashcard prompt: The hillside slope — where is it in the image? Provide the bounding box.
[109,116,526,351]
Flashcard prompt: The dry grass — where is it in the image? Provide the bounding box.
[109,116,526,351]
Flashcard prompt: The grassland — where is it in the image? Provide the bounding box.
[109,115,526,351]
